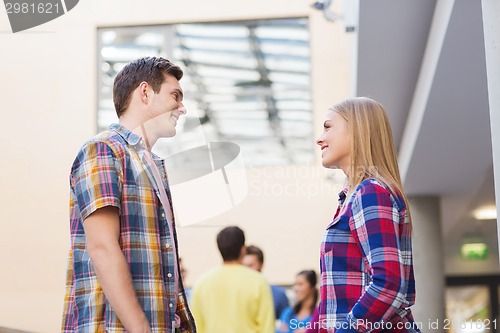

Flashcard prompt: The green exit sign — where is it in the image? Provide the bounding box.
[461,242,488,260]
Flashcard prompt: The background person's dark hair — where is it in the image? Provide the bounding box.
[245,245,264,265]
[293,270,318,315]
[113,56,183,118]
[217,226,245,261]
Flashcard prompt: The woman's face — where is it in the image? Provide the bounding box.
[316,110,352,171]
[293,274,313,302]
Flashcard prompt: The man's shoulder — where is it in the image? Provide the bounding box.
[194,267,221,284]
[78,130,128,158]
[70,130,129,176]
[196,266,268,286]
[92,129,128,150]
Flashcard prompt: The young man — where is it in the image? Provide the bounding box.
[62,57,196,333]
[190,226,275,333]
[243,245,290,320]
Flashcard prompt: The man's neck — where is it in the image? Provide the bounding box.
[119,117,158,150]
[223,260,241,266]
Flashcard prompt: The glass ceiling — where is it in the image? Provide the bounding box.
[97,18,313,166]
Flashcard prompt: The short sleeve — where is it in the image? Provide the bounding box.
[70,141,122,221]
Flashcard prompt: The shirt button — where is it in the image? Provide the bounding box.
[167,273,172,278]
[165,243,171,249]
[161,212,165,218]
[169,303,173,308]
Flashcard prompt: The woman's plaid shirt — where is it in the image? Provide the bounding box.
[318,178,418,333]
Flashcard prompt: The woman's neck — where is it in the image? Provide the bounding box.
[297,296,314,319]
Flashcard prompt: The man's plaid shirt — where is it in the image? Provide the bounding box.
[62,123,195,333]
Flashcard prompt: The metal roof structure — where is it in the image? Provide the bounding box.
[97,18,313,166]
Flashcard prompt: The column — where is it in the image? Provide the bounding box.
[409,196,446,332]
[483,0,500,327]
[482,0,500,263]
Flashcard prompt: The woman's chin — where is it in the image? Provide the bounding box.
[321,159,337,169]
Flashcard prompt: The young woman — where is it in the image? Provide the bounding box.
[277,270,318,333]
[315,97,421,333]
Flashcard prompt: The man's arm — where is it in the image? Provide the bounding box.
[84,206,151,333]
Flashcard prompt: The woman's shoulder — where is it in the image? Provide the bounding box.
[351,178,404,207]
[279,306,294,320]
[352,178,388,195]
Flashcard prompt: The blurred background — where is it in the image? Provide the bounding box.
[1,0,499,332]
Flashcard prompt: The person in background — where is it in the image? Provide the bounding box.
[315,97,421,332]
[190,226,275,333]
[179,257,192,301]
[277,270,318,333]
[243,245,290,320]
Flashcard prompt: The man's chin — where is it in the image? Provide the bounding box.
[161,129,176,138]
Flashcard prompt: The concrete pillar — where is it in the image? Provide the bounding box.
[482,0,500,264]
[409,196,446,332]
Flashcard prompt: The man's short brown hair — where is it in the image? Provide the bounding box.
[245,245,264,265]
[113,57,183,118]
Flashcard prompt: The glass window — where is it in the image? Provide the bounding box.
[446,286,490,333]
[97,18,313,166]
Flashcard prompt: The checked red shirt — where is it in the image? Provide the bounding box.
[318,178,420,333]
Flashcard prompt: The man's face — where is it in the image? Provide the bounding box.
[146,73,186,138]
[242,254,263,272]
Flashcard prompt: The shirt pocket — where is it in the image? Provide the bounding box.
[326,212,350,231]
[322,215,352,257]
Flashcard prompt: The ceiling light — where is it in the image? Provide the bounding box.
[473,206,497,220]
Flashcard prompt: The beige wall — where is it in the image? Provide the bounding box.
[0,1,352,332]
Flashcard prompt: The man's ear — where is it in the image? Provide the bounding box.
[138,81,150,103]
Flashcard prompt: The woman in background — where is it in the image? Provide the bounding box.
[315,97,421,332]
[277,270,318,333]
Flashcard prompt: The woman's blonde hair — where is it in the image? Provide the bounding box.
[331,97,411,223]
